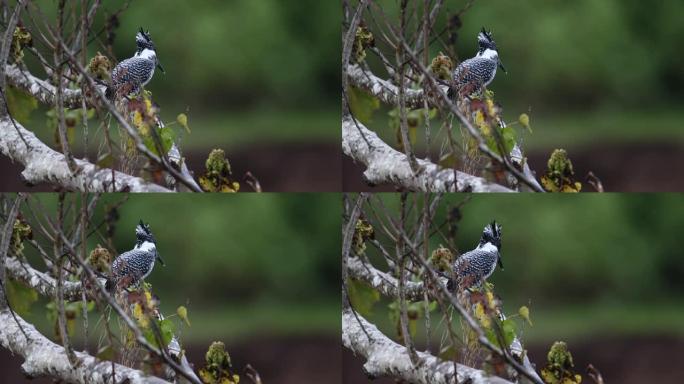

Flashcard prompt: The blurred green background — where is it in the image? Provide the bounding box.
[6,0,341,191]
[4,193,341,383]
[348,0,684,191]
[349,193,684,383]
[17,193,341,342]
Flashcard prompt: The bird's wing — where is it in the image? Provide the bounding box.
[111,57,154,86]
[111,249,149,279]
[453,57,496,85]
[452,248,494,284]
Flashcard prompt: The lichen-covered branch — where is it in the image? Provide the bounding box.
[346,248,543,383]
[342,309,513,384]
[4,255,83,301]
[347,64,429,109]
[0,116,171,192]
[342,115,513,192]
[347,256,427,300]
[4,64,84,108]
[0,309,170,384]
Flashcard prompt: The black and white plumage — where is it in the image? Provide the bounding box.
[106,220,165,290]
[106,28,165,99]
[450,221,503,290]
[451,28,507,96]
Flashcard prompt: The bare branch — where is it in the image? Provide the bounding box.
[342,308,513,384]
[0,116,172,192]
[342,115,513,192]
[347,64,427,108]
[0,309,170,384]
[4,255,83,300]
[347,254,426,301]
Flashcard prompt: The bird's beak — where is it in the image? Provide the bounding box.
[157,253,165,266]
[498,60,507,74]
[157,62,165,74]
[497,257,504,270]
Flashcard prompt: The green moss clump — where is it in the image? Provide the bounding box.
[199,341,240,384]
[430,52,453,81]
[87,52,112,81]
[352,26,374,63]
[352,219,374,254]
[430,246,454,272]
[10,219,32,256]
[198,149,240,193]
[11,26,32,63]
[88,245,111,273]
[540,341,582,384]
[541,149,582,193]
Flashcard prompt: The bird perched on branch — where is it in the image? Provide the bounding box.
[449,221,503,291]
[106,220,164,290]
[106,28,165,99]
[451,28,507,97]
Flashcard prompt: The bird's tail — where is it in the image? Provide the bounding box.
[104,86,114,100]
[104,274,116,292]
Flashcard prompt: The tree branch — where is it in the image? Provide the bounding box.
[0,309,170,384]
[342,115,513,192]
[342,308,513,384]
[346,252,543,384]
[4,255,82,301]
[0,115,172,192]
[347,255,426,300]
[4,64,84,108]
[347,63,428,109]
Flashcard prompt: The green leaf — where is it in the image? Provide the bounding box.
[501,318,517,347]
[6,86,37,125]
[501,126,517,154]
[159,318,176,346]
[348,279,380,317]
[96,153,114,168]
[144,319,175,348]
[144,127,176,156]
[159,126,176,154]
[486,126,517,156]
[96,345,115,361]
[349,86,380,125]
[7,279,38,316]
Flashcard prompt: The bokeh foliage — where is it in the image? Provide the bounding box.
[361,0,684,154]
[368,0,684,111]
[371,193,684,307]
[17,193,341,340]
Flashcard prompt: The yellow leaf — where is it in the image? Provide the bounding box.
[177,113,191,133]
[485,291,496,309]
[519,305,533,326]
[474,302,491,328]
[132,303,149,328]
[519,113,532,132]
[177,305,191,327]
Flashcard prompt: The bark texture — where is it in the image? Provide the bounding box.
[0,309,169,384]
[342,116,513,192]
[342,309,513,384]
[0,116,171,192]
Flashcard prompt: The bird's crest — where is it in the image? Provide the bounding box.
[135,220,156,243]
[477,27,497,51]
[135,28,156,51]
[481,220,502,250]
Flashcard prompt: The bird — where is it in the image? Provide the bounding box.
[449,221,503,291]
[106,220,165,290]
[106,28,165,99]
[451,28,507,97]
